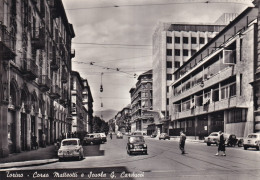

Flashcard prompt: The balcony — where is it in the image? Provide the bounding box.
[38,75,51,92]
[49,85,61,99]
[31,27,45,49]
[50,57,60,71]
[0,23,16,60]
[71,49,75,58]
[21,59,38,80]
[61,68,68,83]
[59,89,68,105]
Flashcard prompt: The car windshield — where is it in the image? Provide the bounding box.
[62,140,78,146]
[129,136,144,143]
[209,133,218,136]
[247,134,258,138]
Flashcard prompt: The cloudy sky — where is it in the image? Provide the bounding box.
[62,0,253,115]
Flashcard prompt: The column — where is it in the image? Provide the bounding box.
[194,117,198,140]
[208,114,212,134]
[26,114,31,150]
[224,110,228,133]
[15,109,21,152]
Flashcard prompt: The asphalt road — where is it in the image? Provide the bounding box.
[3,135,260,180]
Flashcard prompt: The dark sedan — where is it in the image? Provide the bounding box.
[126,135,147,155]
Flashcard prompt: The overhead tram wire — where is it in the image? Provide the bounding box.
[65,0,253,10]
[73,60,138,78]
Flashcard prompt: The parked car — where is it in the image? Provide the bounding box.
[204,132,239,146]
[97,133,107,143]
[57,138,84,161]
[126,135,147,155]
[150,132,157,138]
[84,133,102,145]
[159,133,171,140]
[225,134,238,147]
[117,132,123,139]
[243,133,260,150]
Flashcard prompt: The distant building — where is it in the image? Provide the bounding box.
[82,79,94,133]
[115,104,131,133]
[130,70,153,133]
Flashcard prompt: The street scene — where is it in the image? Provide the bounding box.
[1,0,260,179]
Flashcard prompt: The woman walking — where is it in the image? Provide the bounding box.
[215,131,226,156]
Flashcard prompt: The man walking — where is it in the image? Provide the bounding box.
[179,131,186,154]
[215,131,226,156]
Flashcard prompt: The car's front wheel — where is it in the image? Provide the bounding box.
[207,143,211,146]
[59,158,63,162]
[256,145,260,151]
[244,146,248,150]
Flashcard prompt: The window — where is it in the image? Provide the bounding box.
[166,36,172,43]
[191,37,196,44]
[183,37,188,44]
[199,37,205,44]
[167,61,172,68]
[167,86,169,93]
[191,49,197,56]
[175,49,180,56]
[167,98,169,105]
[175,37,180,44]
[229,83,236,97]
[167,74,172,80]
[227,109,247,123]
[183,49,189,56]
[175,61,180,68]
[221,86,228,99]
[167,49,172,56]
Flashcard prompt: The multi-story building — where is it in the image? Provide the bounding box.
[130,70,153,133]
[71,71,88,132]
[0,0,75,157]
[170,7,259,137]
[152,22,227,128]
[115,104,131,133]
[82,79,94,133]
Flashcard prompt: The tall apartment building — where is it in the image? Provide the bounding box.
[71,71,89,132]
[82,79,94,133]
[170,7,259,137]
[115,104,131,133]
[152,22,226,127]
[129,70,153,133]
[0,0,75,157]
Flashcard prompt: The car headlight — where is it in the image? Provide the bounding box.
[143,144,147,148]
[130,144,133,148]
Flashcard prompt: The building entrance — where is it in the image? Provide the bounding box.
[20,113,27,151]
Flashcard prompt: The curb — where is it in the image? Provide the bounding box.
[0,159,59,169]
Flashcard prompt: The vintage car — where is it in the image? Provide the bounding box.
[126,135,147,155]
[150,132,157,138]
[204,132,236,146]
[243,133,260,150]
[117,132,123,139]
[58,138,84,161]
[97,133,107,143]
[84,133,102,145]
[159,133,171,140]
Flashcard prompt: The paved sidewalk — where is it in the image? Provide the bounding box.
[0,145,58,169]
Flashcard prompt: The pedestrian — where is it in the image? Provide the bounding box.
[215,131,226,156]
[110,132,113,140]
[179,130,186,154]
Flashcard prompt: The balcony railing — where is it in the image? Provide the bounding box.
[49,85,61,99]
[50,57,60,71]
[31,27,45,49]
[38,75,51,92]
[21,58,38,80]
[0,23,16,60]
